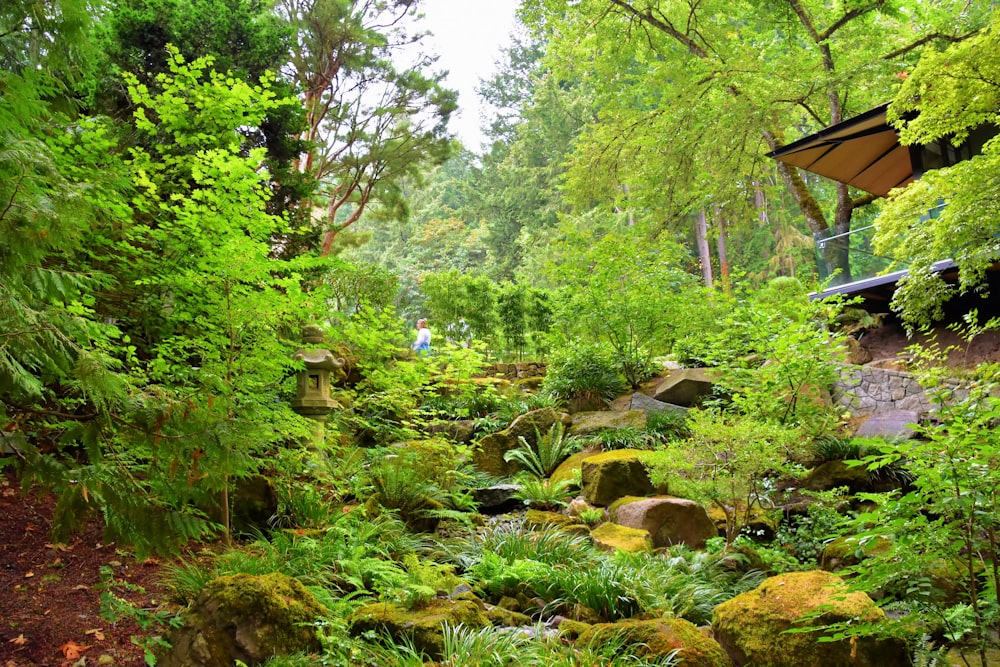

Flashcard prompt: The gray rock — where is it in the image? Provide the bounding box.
[472,484,525,514]
[628,392,688,415]
[652,368,717,406]
[611,496,718,549]
[854,410,919,440]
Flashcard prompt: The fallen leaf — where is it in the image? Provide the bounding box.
[23,571,34,578]
[59,641,90,660]
[8,634,28,645]
[73,585,90,591]
[84,629,105,641]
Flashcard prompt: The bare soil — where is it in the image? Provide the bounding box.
[855,319,1000,370]
[0,471,169,667]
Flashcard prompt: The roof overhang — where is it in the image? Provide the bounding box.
[766,104,914,197]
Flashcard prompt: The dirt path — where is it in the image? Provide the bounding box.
[0,472,168,667]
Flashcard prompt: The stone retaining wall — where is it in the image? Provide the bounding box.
[832,364,964,416]
[482,361,546,381]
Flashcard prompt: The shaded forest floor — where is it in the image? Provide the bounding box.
[0,471,169,667]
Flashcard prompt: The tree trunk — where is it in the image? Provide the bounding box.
[717,216,731,295]
[696,210,713,288]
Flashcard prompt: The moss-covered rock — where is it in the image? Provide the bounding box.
[820,535,892,571]
[550,447,602,486]
[484,605,533,627]
[348,598,491,660]
[156,573,326,667]
[473,407,562,476]
[712,570,910,667]
[568,410,647,436]
[556,618,593,640]
[706,504,777,541]
[590,522,652,552]
[581,449,660,506]
[577,618,729,667]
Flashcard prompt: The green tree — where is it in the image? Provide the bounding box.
[97,0,314,233]
[545,218,705,386]
[520,0,988,282]
[12,50,317,554]
[873,13,1000,330]
[279,0,457,254]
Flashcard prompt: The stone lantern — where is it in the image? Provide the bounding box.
[291,326,345,440]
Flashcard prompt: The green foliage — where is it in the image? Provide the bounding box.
[162,511,418,607]
[541,342,626,406]
[470,551,555,598]
[675,281,846,430]
[578,507,606,526]
[647,410,801,545]
[839,376,1000,661]
[325,262,400,315]
[469,521,597,570]
[546,226,704,388]
[774,494,850,566]
[643,409,692,444]
[586,426,651,451]
[512,477,575,510]
[874,14,1000,330]
[420,271,498,347]
[504,422,580,478]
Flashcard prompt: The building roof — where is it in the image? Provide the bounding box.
[766,104,914,197]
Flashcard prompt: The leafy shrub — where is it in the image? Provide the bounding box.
[774,498,848,566]
[812,434,881,462]
[473,521,596,568]
[542,343,625,406]
[647,409,801,545]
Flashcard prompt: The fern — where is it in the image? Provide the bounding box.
[503,421,581,477]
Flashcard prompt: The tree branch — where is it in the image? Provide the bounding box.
[881,30,978,60]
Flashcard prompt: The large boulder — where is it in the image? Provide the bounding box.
[156,573,325,667]
[577,618,730,667]
[712,570,911,667]
[427,418,476,443]
[652,368,717,407]
[568,410,647,437]
[611,496,718,550]
[580,449,660,506]
[471,484,525,514]
[348,598,491,660]
[473,407,563,476]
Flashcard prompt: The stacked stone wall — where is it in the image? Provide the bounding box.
[832,364,965,416]
[482,362,546,381]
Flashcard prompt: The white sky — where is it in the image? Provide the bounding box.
[417,0,521,150]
